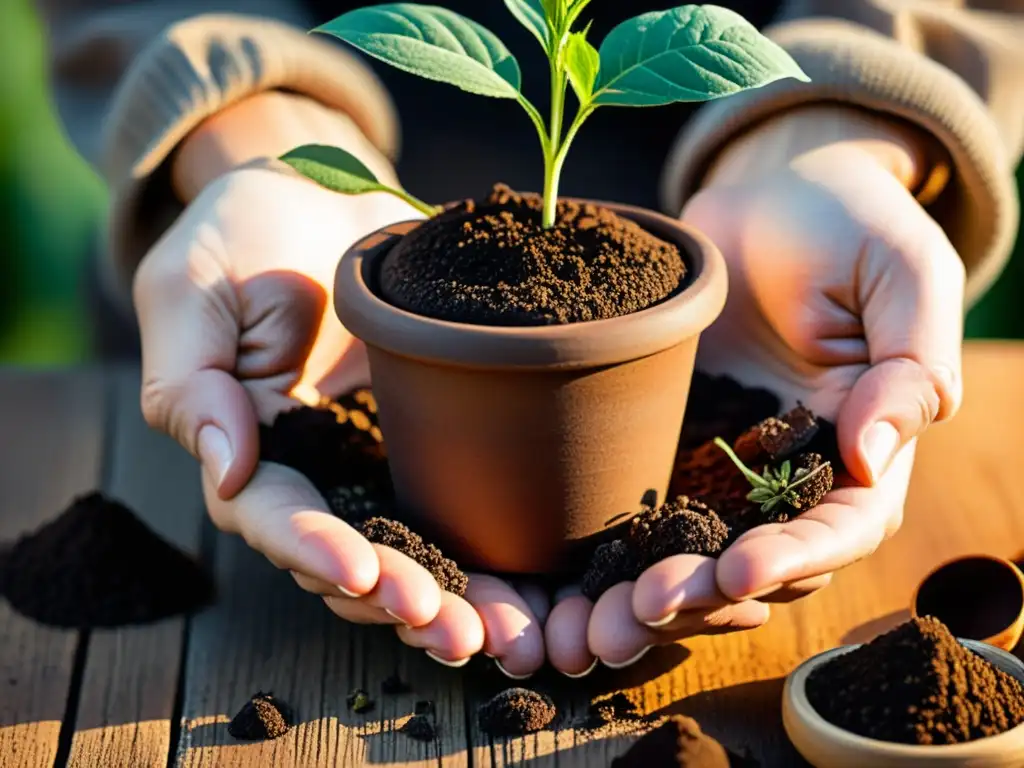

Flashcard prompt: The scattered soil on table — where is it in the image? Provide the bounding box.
[611,715,739,768]
[347,688,375,714]
[0,491,214,628]
[478,687,557,736]
[382,672,412,695]
[378,184,686,326]
[402,714,436,742]
[357,517,468,597]
[587,691,645,727]
[227,691,294,741]
[806,616,1024,744]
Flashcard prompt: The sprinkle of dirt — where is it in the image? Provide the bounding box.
[379,184,686,326]
[628,496,729,569]
[611,715,736,767]
[402,714,436,742]
[478,688,557,736]
[382,672,411,695]
[228,691,294,741]
[806,616,1024,744]
[0,492,214,628]
[357,517,468,597]
[588,691,645,727]
[347,689,375,714]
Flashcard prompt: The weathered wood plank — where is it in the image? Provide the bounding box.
[467,342,1024,767]
[175,529,473,767]
[68,367,205,768]
[0,370,106,768]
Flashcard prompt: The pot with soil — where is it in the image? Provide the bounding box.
[280,3,809,573]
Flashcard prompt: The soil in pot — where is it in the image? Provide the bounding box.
[378,184,687,326]
[805,616,1024,745]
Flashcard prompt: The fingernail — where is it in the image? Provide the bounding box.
[862,421,900,483]
[425,650,470,668]
[643,611,678,628]
[197,424,233,490]
[602,646,652,670]
[483,652,497,659]
[336,584,360,599]
[494,658,533,680]
[561,658,598,679]
[384,608,408,626]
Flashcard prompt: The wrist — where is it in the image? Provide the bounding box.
[702,105,949,202]
[171,90,398,203]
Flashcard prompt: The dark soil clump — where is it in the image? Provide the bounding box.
[402,714,436,742]
[733,404,818,464]
[581,540,641,602]
[347,688,375,714]
[358,517,468,597]
[611,715,734,767]
[326,484,388,524]
[379,184,686,326]
[478,687,556,736]
[786,453,833,513]
[0,492,214,628]
[806,616,1024,745]
[588,691,645,727]
[628,496,729,569]
[228,691,294,741]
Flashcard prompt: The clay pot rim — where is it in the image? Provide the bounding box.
[334,199,728,371]
[782,640,1024,761]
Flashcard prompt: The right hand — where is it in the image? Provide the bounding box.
[134,162,548,676]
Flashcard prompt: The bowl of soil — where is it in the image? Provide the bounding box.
[783,617,1024,767]
[912,555,1024,652]
[279,3,809,572]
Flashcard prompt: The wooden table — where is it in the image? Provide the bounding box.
[2,342,1023,768]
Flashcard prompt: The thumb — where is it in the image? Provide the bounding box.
[838,227,964,485]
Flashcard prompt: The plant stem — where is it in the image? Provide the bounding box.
[390,187,443,219]
[713,437,768,488]
[786,462,830,492]
[542,50,568,228]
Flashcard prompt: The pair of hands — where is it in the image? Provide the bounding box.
[134,96,963,678]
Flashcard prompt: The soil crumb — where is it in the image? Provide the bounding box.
[588,691,645,727]
[478,687,556,736]
[347,689,375,714]
[806,616,1024,744]
[379,184,686,326]
[382,672,411,695]
[358,517,468,596]
[402,714,436,742]
[228,691,294,741]
[786,453,833,513]
[0,492,214,628]
[629,496,729,569]
[581,540,641,603]
[733,404,818,464]
[611,715,740,767]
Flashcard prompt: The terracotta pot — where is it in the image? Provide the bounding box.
[334,201,727,574]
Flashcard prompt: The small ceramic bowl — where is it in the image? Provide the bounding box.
[912,555,1024,651]
[783,640,1024,767]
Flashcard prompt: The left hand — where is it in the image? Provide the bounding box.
[541,105,965,676]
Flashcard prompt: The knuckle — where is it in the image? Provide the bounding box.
[139,377,176,432]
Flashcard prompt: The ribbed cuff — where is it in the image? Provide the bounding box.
[100,13,399,302]
[660,18,1019,307]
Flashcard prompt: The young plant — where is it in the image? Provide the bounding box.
[281,2,808,227]
[713,437,830,514]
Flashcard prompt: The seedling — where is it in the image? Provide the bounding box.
[713,437,830,514]
[280,1,808,227]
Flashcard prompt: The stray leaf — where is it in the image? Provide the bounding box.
[315,4,522,99]
[594,6,808,106]
[565,31,600,103]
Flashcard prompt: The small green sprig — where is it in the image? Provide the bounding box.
[712,437,829,514]
[280,2,808,227]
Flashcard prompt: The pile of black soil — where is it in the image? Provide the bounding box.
[478,687,557,736]
[611,715,752,767]
[806,616,1024,744]
[379,184,686,326]
[402,714,436,742]
[0,492,214,628]
[228,691,294,741]
[358,517,468,597]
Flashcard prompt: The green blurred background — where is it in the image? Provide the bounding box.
[1,0,1022,365]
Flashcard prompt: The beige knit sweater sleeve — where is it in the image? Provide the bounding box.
[35,1,1024,305]
[662,1,1024,305]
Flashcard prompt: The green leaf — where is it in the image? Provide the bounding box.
[279,145,440,217]
[565,31,599,103]
[778,460,791,484]
[315,4,521,99]
[594,5,809,107]
[565,0,592,31]
[504,0,550,51]
[747,488,775,503]
[762,498,781,513]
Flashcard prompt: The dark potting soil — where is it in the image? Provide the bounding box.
[357,517,469,597]
[402,714,436,742]
[378,184,686,327]
[629,496,729,569]
[611,715,740,768]
[806,616,1024,745]
[0,491,214,628]
[732,404,819,464]
[477,687,557,736]
[227,691,294,741]
[581,540,641,604]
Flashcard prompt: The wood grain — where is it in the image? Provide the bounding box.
[0,370,106,768]
[68,367,205,768]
